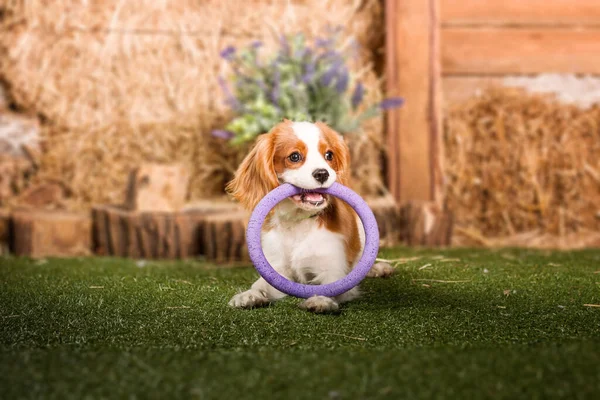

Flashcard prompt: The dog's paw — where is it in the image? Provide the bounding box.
[228,289,269,309]
[367,262,395,278]
[299,296,339,313]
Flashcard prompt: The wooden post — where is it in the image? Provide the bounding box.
[385,0,443,205]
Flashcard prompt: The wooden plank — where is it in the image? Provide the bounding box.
[442,28,600,75]
[385,0,442,204]
[441,0,600,27]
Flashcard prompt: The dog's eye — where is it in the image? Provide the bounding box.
[288,152,302,163]
[324,151,334,161]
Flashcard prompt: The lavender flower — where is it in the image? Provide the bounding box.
[271,68,280,105]
[215,31,396,145]
[335,68,349,93]
[351,82,364,109]
[211,129,235,140]
[218,75,241,110]
[379,97,405,110]
[315,37,333,48]
[302,57,316,83]
[321,59,343,87]
[220,46,236,61]
[316,50,338,63]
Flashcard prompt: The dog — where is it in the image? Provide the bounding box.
[227,120,393,313]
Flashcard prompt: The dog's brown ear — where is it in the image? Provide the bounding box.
[226,134,278,210]
[316,122,351,186]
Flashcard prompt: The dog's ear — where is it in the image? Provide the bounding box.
[226,133,278,210]
[316,122,351,186]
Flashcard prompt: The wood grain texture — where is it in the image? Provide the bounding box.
[386,0,442,203]
[202,211,248,264]
[442,28,600,75]
[12,210,92,257]
[92,201,248,263]
[399,201,453,247]
[441,0,600,27]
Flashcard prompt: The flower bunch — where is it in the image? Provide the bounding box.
[213,30,403,146]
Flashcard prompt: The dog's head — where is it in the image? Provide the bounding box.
[226,120,350,212]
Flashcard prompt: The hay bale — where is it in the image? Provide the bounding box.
[0,0,385,210]
[445,87,600,247]
[0,154,34,205]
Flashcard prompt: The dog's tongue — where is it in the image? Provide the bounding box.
[291,193,324,202]
[304,193,323,202]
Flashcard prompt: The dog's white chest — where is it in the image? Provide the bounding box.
[261,218,347,279]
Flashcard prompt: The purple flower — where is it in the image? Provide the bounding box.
[321,59,343,86]
[335,68,349,93]
[218,75,241,110]
[351,82,364,109]
[316,50,338,63]
[251,40,263,49]
[302,59,316,83]
[220,46,236,61]
[315,37,333,48]
[211,130,235,140]
[271,68,280,105]
[379,97,405,110]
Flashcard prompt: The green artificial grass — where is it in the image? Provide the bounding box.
[1,248,599,399]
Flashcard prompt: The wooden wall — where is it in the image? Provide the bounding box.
[441,0,600,103]
[386,0,600,204]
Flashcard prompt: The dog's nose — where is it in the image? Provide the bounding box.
[312,168,329,184]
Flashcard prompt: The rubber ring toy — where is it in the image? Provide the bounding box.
[246,182,379,298]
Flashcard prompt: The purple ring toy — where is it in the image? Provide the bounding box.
[246,182,379,298]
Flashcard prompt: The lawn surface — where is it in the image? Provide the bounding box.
[1,248,599,399]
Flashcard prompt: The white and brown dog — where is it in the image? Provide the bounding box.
[227,120,393,313]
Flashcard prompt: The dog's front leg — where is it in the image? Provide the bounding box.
[228,276,289,309]
[294,239,359,313]
[298,266,361,313]
[229,231,290,309]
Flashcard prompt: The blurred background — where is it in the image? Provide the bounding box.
[1,0,600,258]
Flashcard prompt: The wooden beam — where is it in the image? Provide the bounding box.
[385,0,442,204]
[441,0,600,27]
[442,28,600,75]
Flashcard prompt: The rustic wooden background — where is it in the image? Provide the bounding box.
[386,0,600,204]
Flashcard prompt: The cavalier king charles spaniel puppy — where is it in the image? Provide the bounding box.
[227,120,393,313]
